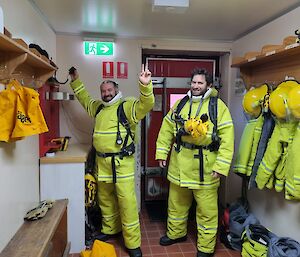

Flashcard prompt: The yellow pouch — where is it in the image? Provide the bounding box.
[91,240,117,257]
[0,80,23,142]
[11,80,48,138]
[80,250,92,257]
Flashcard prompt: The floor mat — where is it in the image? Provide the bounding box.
[145,200,168,221]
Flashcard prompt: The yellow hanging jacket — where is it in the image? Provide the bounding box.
[156,88,234,189]
[234,115,264,177]
[255,120,297,191]
[70,79,154,183]
[285,123,300,200]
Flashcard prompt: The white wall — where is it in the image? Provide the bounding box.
[0,0,56,251]
[230,6,300,241]
[57,35,232,143]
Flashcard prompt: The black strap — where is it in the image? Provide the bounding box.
[111,155,117,183]
[194,148,204,182]
[175,95,189,116]
[181,141,208,150]
[95,104,104,117]
[208,96,220,151]
[96,143,135,184]
[117,102,134,149]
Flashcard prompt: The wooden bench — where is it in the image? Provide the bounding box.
[0,199,70,257]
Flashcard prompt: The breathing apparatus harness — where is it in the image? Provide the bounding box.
[171,91,220,182]
[95,101,135,183]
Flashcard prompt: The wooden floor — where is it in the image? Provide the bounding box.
[69,206,241,257]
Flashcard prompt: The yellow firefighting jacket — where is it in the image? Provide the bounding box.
[70,79,154,183]
[156,88,234,189]
[234,115,264,176]
[255,120,297,191]
[285,123,300,200]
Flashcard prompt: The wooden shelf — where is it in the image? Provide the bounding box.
[0,33,57,88]
[0,199,69,257]
[231,43,300,89]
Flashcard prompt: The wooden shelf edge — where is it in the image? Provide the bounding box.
[62,242,71,257]
[0,33,26,53]
[0,32,58,88]
[0,33,57,71]
[231,43,300,68]
[26,50,57,70]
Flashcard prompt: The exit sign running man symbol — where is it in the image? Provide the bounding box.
[84,42,114,56]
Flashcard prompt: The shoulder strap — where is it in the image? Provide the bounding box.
[175,95,189,115]
[117,101,129,129]
[209,96,218,127]
[208,96,221,151]
[95,104,104,117]
[117,101,134,149]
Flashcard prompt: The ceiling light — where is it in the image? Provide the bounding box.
[152,0,189,13]
[152,0,189,8]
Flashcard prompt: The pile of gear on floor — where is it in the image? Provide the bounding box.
[219,200,300,257]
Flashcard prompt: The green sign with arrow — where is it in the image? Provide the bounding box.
[84,41,114,56]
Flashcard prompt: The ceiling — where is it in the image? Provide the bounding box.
[29,0,300,41]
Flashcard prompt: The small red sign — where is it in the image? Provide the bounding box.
[102,61,114,78]
[117,62,128,79]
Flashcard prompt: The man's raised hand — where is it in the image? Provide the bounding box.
[139,64,152,86]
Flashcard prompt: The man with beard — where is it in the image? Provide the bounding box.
[156,68,234,257]
[69,65,154,257]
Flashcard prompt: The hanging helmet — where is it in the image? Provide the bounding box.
[242,84,268,118]
[85,173,97,208]
[288,83,300,119]
[269,80,299,119]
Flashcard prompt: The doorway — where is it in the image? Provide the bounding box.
[141,52,219,220]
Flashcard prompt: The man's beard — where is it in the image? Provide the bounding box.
[103,94,115,102]
[191,88,206,96]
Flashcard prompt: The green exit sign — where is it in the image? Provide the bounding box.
[84,41,114,56]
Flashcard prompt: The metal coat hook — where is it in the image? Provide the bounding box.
[48,70,69,85]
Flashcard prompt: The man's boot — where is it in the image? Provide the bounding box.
[159,235,187,246]
[127,247,142,257]
[197,250,214,257]
[93,231,122,242]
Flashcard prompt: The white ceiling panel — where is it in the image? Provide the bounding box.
[29,0,300,41]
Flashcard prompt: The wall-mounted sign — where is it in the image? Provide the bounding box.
[102,61,114,78]
[117,62,128,79]
[84,41,114,56]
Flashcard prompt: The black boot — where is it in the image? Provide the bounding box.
[127,247,142,257]
[197,250,214,257]
[93,231,121,242]
[159,235,187,246]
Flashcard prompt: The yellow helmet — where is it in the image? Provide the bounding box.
[242,84,268,118]
[269,80,300,119]
[288,84,300,119]
[85,173,97,208]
